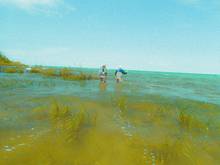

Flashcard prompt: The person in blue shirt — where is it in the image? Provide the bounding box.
[115,66,127,83]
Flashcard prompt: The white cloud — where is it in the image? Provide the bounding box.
[0,0,75,15]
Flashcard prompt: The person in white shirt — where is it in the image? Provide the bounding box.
[99,65,107,83]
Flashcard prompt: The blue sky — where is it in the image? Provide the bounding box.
[0,0,220,74]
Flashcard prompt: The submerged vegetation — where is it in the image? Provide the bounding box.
[59,68,98,81]
[0,53,98,81]
[30,67,98,81]
[0,90,220,164]
[50,103,87,143]
[1,52,220,164]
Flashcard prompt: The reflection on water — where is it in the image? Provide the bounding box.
[0,72,220,164]
[99,82,107,92]
[79,80,86,87]
[115,83,123,94]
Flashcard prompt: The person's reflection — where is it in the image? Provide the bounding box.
[99,82,107,92]
[115,82,123,94]
[79,81,86,87]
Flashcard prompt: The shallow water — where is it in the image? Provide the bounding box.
[0,70,220,164]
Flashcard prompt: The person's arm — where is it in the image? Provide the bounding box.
[121,69,127,75]
[115,70,118,76]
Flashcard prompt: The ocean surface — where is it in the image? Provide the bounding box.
[1,69,220,105]
[0,69,220,164]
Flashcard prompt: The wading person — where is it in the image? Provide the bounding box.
[99,65,107,83]
[115,66,127,83]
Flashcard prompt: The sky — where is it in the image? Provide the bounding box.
[0,0,220,74]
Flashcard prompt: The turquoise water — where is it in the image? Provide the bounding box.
[1,69,220,130]
[1,70,220,105]
[1,70,220,164]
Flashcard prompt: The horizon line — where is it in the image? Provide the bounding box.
[29,64,220,76]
